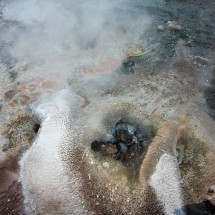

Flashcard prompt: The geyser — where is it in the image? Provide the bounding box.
[91,119,154,162]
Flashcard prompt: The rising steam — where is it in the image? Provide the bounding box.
[1,0,150,75]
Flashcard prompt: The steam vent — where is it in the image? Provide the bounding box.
[0,0,215,215]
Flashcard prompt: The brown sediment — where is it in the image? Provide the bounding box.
[69,147,118,215]
[138,185,164,215]
[0,114,40,215]
[3,114,37,148]
[0,174,25,215]
[139,122,178,184]
[0,169,17,193]
[176,130,210,203]
[4,90,17,102]
[0,149,26,215]
[65,135,162,214]
[62,99,215,213]
[69,147,154,214]
[62,102,165,214]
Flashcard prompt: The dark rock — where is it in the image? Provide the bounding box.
[4,90,16,101]
[9,70,18,82]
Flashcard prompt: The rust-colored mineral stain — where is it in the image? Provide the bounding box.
[9,100,18,108]
[19,84,28,95]
[28,84,37,92]
[41,80,58,89]
[83,56,121,74]
[83,47,143,75]
[139,123,175,184]
[124,50,137,57]
[155,122,173,138]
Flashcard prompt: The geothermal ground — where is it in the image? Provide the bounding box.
[0,0,215,214]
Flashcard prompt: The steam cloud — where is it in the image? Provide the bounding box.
[1,0,150,76]
[0,0,151,102]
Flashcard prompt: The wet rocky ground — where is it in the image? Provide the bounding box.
[0,0,215,214]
